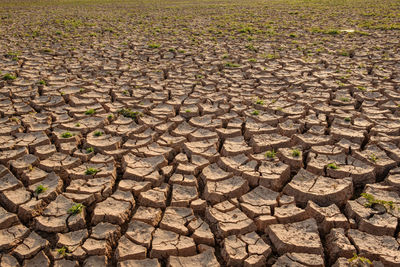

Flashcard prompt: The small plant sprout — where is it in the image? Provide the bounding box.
[75,123,80,127]
[344,117,351,122]
[61,132,73,138]
[340,97,350,102]
[57,246,69,256]
[148,43,160,48]
[85,147,94,154]
[107,114,113,119]
[85,109,95,115]
[2,73,16,80]
[68,203,84,215]
[327,162,339,169]
[119,108,141,120]
[369,153,378,163]
[361,193,395,210]
[35,185,47,195]
[123,90,129,95]
[251,110,260,115]
[255,98,264,105]
[185,109,191,113]
[356,85,366,91]
[85,167,99,175]
[93,131,103,137]
[291,149,301,157]
[38,80,46,85]
[265,150,276,159]
[225,62,240,68]
[60,91,65,96]
[348,253,372,265]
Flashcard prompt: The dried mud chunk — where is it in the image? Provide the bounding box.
[183,139,219,162]
[272,253,324,267]
[222,232,271,267]
[0,167,22,191]
[28,172,63,202]
[68,162,116,180]
[171,181,198,207]
[83,255,108,267]
[277,147,303,170]
[167,249,219,267]
[66,176,114,204]
[35,194,86,233]
[283,169,353,207]
[0,206,19,229]
[14,132,50,152]
[115,235,147,261]
[13,231,49,260]
[81,237,111,256]
[138,184,169,208]
[353,145,397,178]
[216,127,242,139]
[89,223,118,244]
[150,228,196,259]
[39,152,81,174]
[245,160,290,191]
[325,228,356,263]
[345,187,400,236]
[331,126,366,144]
[221,136,253,156]
[169,173,198,187]
[205,207,256,238]
[57,229,88,248]
[239,186,278,219]
[293,133,332,149]
[160,207,194,235]
[22,251,50,267]
[274,204,308,224]
[244,118,276,139]
[125,220,155,248]
[201,163,233,183]
[122,154,167,185]
[307,152,375,186]
[0,254,20,267]
[187,217,214,246]
[188,128,218,142]
[347,229,399,262]
[9,154,39,176]
[0,224,29,250]
[0,147,28,166]
[250,133,291,153]
[0,186,31,214]
[132,142,174,160]
[118,179,151,196]
[54,259,79,267]
[132,206,162,227]
[92,190,134,225]
[267,218,323,255]
[306,201,349,234]
[203,176,249,204]
[118,258,160,267]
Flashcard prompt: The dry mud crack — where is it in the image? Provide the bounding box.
[1,0,400,266]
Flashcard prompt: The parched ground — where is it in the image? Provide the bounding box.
[1,0,400,266]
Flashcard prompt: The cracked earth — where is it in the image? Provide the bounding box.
[0,0,400,266]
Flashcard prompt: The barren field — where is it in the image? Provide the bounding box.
[1,0,400,266]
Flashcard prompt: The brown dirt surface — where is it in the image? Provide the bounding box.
[0,0,400,265]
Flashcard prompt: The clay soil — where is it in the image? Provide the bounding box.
[1,0,400,266]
